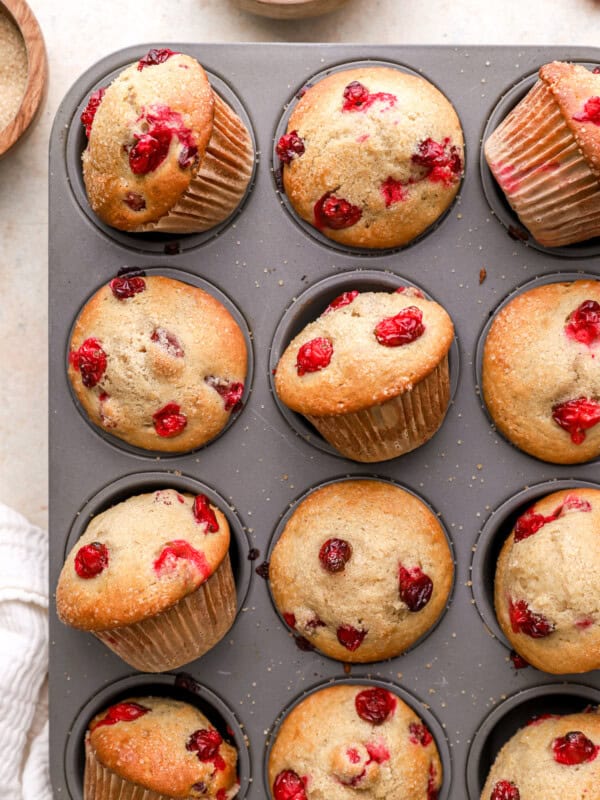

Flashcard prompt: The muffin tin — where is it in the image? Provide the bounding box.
[49,44,600,800]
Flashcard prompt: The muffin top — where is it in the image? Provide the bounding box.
[495,487,600,674]
[68,275,247,452]
[269,480,453,662]
[482,280,600,464]
[278,66,464,249]
[82,49,214,230]
[481,709,600,800]
[274,287,454,417]
[87,696,238,799]
[56,489,231,631]
[268,683,442,799]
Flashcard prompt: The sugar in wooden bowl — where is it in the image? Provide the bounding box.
[233,0,350,19]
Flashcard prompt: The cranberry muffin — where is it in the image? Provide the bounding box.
[495,487,600,674]
[481,709,600,800]
[269,480,453,662]
[482,280,600,464]
[485,62,600,247]
[68,274,248,453]
[56,489,236,672]
[277,66,464,249]
[274,286,454,462]
[85,696,238,800]
[268,684,442,799]
[81,48,254,233]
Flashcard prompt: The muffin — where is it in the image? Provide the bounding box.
[269,480,453,662]
[485,62,600,247]
[85,696,238,800]
[482,279,600,464]
[68,274,248,452]
[274,286,454,462]
[81,48,254,233]
[481,709,600,799]
[277,66,464,249]
[56,489,236,672]
[268,683,442,799]
[494,487,600,674]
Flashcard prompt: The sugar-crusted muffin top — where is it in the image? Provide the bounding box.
[482,709,600,800]
[495,487,600,674]
[269,480,453,663]
[87,696,238,799]
[482,280,600,464]
[56,489,231,630]
[268,683,442,799]
[67,275,247,452]
[274,287,454,416]
[279,66,464,249]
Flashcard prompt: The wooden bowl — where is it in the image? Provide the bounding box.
[0,0,47,159]
[234,0,350,19]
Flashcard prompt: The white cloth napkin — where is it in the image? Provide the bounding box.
[0,503,50,800]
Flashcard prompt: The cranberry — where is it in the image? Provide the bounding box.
[355,687,396,724]
[296,337,333,376]
[81,88,106,137]
[153,539,210,579]
[319,538,352,572]
[552,397,600,444]
[409,722,433,746]
[427,763,439,800]
[509,599,555,638]
[123,192,146,212]
[514,494,592,542]
[193,495,219,532]
[186,728,223,761]
[324,290,359,314]
[374,306,425,347]
[573,96,600,125]
[91,702,149,730]
[152,402,187,437]
[178,144,198,169]
[552,731,599,765]
[510,651,529,670]
[109,275,146,299]
[380,176,406,207]
[412,137,463,185]
[69,338,107,388]
[491,781,520,800]
[283,612,297,629]
[365,740,390,763]
[272,770,307,800]
[151,328,184,358]
[137,48,176,70]
[563,494,592,513]
[276,131,305,164]
[256,561,270,579]
[204,376,245,412]
[565,300,600,346]
[398,565,433,612]
[294,635,315,652]
[314,193,362,230]
[128,106,196,175]
[342,81,397,113]
[337,624,367,651]
[74,542,108,578]
[396,286,425,299]
[129,131,172,174]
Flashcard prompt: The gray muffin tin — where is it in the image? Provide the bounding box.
[49,44,600,800]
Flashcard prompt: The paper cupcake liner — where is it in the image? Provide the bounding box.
[485,80,600,247]
[305,356,451,462]
[138,92,254,234]
[94,554,236,672]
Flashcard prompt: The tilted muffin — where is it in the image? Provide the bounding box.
[485,62,600,247]
[56,489,236,672]
[85,696,238,800]
[277,66,464,249]
[269,480,453,662]
[481,709,600,800]
[482,280,600,464]
[274,286,454,462]
[268,683,442,799]
[495,488,600,674]
[68,274,248,452]
[81,48,254,233]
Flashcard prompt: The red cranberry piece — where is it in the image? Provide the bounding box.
[152,402,187,437]
[137,48,177,70]
[296,337,333,376]
[283,612,297,629]
[355,688,396,724]
[319,538,352,573]
[193,495,219,532]
[204,376,245,412]
[552,731,599,765]
[324,290,359,313]
[409,722,433,746]
[491,780,521,800]
[381,176,406,207]
[427,763,439,800]
[365,740,390,763]
[514,507,551,542]
[276,130,305,164]
[186,728,223,761]
[343,81,370,110]
[306,617,326,630]
[153,539,210,579]
[81,88,106,137]
[314,193,362,230]
[273,770,307,800]
[215,791,227,800]
[509,599,555,638]
[92,702,149,730]
[151,328,184,358]
[396,286,425,299]
[69,338,107,388]
[412,137,463,185]
[510,651,529,670]
[129,129,172,175]
[109,275,146,299]
[374,306,425,347]
[399,565,434,612]
[563,494,592,513]
[337,624,367,651]
[552,397,600,444]
[74,542,109,578]
[573,96,600,125]
[565,300,600,346]
[123,192,146,212]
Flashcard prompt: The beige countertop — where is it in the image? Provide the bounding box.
[0,0,598,529]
